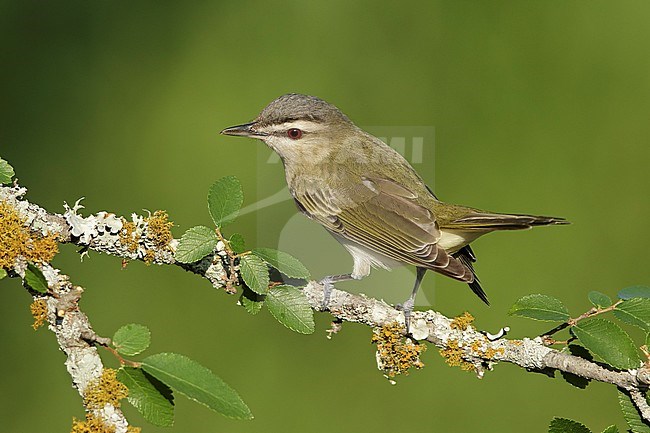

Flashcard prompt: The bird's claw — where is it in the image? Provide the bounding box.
[396,297,415,334]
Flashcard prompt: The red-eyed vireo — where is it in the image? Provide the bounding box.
[221,93,567,327]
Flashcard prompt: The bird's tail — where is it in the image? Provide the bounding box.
[447,211,568,231]
[453,245,490,305]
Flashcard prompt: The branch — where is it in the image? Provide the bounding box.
[18,261,129,431]
[3,183,650,424]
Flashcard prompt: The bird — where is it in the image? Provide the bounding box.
[221,93,568,328]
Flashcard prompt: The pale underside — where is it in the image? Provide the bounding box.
[332,229,481,279]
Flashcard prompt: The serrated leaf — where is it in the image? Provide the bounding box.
[142,353,252,420]
[572,319,641,369]
[175,226,218,264]
[0,158,14,184]
[117,367,174,427]
[251,248,310,279]
[113,324,151,356]
[508,294,570,322]
[24,263,48,293]
[614,298,650,331]
[239,254,269,295]
[229,233,246,254]
[619,286,650,300]
[618,390,650,433]
[208,176,243,228]
[601,426,619,433]
[240,288,264,315]
[548,417,592,433]
[588,291,612,308]
[0,269,7,280]
[266,285,315,334]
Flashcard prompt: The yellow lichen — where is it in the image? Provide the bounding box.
[70,414,140,433]
[119,219,139,254]
[30,298,48,330]
[143,249,156,264]
[71,414,115,433]
[83,368,128,410]
[470,340,483,353]
[483,347,504,359]
[0,200,58,269]
[145,210,173,248]
[439,339,474,371]
[450,312,475,331]
[371,323,426,377]
[119,211,174,265]
[143,210,174,264]
[469,339,504,360]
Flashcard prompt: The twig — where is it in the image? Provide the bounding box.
[3,183,650,423]
[30,262,130,432]
[541,300,623,338]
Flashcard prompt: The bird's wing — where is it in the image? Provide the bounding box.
[294,176,473,283]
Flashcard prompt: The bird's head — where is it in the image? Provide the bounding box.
[221,93,357,163]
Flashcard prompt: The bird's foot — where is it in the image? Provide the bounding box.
[396,297,416,334]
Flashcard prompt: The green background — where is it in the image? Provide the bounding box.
[2,1,649,432]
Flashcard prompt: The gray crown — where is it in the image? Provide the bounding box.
[256,93,350,126]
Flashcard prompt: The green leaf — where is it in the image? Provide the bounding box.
[175,226,218,264]
[208,176,243,228]
[24,263,48,293]
[588,291,612,308]
[614,298,650,331]
[601,426,619,433]
[239,254,269,295]
[0,269,7,280]
[572,318,641,369]
[508,294,570,322]
[141,353,252,420]
[266,285,315,334]
[618,390,650,433]
[113,324,151,356]
[0,157,15,184]
[251,248,310,279]
[229,233,246,254]
[117,367,174,427]
[240,288,264,315]
[619,286,650,300]
[548,417,592,433]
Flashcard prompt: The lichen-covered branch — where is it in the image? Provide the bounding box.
[21,262,131,432]
[2,183,650,424]
[302,281,645,388]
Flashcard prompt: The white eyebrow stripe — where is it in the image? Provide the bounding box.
[267,120,325,133]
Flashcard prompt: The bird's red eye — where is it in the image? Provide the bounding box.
[287,128,303,140]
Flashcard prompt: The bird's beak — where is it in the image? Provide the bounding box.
[220,122,267,138]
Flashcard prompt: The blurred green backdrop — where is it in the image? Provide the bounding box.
[1,1,649,432]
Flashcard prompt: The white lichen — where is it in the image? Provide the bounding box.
[98,404,128,433]
[64,199,98,244]
[409,318,430,340]
[96,211,123,235]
